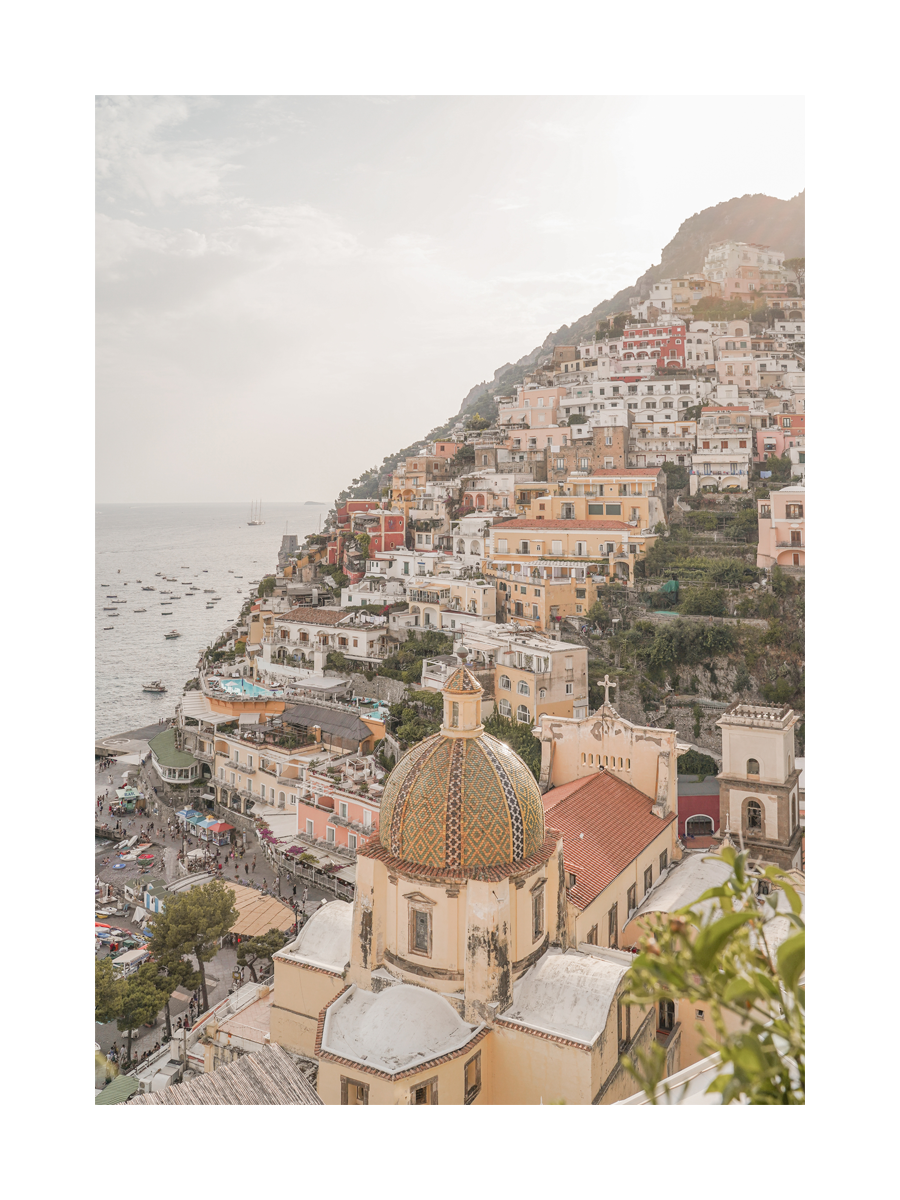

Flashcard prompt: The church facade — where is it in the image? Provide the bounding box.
[269,662,664,1104]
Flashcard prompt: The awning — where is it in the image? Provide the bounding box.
[239,714,265,726]
[200,793,216,801]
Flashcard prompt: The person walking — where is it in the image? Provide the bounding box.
[244,863,249,875]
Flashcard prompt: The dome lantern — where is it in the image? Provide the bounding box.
[441,663,484,738]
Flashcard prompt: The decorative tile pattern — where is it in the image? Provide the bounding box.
[443,666,482,694]
[379,728,545,870]
[480,737,525,861]
[444,737,466,870]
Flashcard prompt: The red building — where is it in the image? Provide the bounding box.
[353,509,405,555]
[621,321,687,369]
[677,775,720,845]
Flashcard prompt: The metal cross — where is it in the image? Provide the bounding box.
[600,674,617,705]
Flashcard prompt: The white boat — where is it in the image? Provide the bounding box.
[133,608,147,613]
[142,586,155,591]
[164,630,181,639]
[248,499,265,526]
[142,680,167,693]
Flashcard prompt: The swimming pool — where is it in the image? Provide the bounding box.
[218,678,282,698]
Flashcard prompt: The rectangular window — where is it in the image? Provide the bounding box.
[464,1052,482,1104]
[644,864,653,895]
[341,1078,369,1105]
[659,850,668,874]
[349,833,357,850]
[605,503,621,515]
[532,888,544,941]
[326,827,335,844]
[410,1077,438,1105]
[608,902,618,948]
[306,819,314,836]
[627,883,637,916]
[409,905,432,957]
[586,924,598,945]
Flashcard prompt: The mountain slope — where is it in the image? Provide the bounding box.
[339,191,804,502]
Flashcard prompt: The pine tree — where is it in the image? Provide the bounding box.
[148,880,238,1011]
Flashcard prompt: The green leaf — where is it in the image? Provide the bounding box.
[779,881,803,917]
[693,911,754,970]
[722,978,758,1006]
[776,930,805,993]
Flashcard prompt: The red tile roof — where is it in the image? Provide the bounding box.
[542,771,675,910]
[492,519,633,532]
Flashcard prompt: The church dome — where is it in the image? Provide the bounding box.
[378,666,545,871]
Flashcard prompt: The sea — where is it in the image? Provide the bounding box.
[95,502,328,737]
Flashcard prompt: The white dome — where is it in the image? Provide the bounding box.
[323,983,478,1072]
[284,900,352,972]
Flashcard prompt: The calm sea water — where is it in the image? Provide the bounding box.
[95,502,328,737]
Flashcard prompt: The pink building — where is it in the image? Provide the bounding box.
[498,386,565,429]
[755,415,806,464]
[296,770,381,855]
[757,485,804,572]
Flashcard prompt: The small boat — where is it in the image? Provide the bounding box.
[171,595,182,600]
[228,570,234,574]
[203,589,215,593]
[164,630,182,639]
[104,626,114,630]
[133,608,147,613]
[161,611,173,615]
[142,680,167,693]
[235,575,243,578]
[212,596,221,600]
[155,572,162,576]
[181,566,190,569]
[202,569,208,573]
[206,603,215,608]
[136,579,142,583]
[142,586,155,591]
[102,606,118,611]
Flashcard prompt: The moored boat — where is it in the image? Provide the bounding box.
[142,680,167,693]
[164,629,181,639]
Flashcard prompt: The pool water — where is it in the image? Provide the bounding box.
[219,678,282,698]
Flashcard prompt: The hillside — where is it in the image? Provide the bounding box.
[339,190,805,502]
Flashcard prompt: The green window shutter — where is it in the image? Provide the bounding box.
[588,503,604,515]
[605,503,622,515]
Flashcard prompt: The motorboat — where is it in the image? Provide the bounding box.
[161,611,173,615]
[101,583,109,587]
[133,608,147,613]
[203,589,215,593]
[103,626,114,630]
[171,595,182,600]
[102,605,118,611]
[164,630,181,639]
[212,596,221,600]
[142,586,155,591]
[142,680,167,693]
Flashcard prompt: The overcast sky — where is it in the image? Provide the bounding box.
[96,95,804,503]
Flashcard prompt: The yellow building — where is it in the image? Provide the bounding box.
[270,663,660,1104]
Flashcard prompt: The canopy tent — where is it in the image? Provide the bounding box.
[194,817,216,829]
[176,808,201,820]
[207,821,234,833]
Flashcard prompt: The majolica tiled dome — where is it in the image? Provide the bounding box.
[379,666,545,871]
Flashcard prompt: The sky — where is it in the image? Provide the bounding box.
[96,95,804,504]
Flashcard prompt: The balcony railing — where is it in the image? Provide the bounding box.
[776,541,805,549]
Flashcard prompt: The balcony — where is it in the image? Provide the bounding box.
[776,541,805,549]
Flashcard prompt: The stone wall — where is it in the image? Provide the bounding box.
[348,674,409,705]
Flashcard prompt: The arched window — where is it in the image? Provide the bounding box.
[686,814,714,837]
[457,539,465,553]
[517,681,530,696]
[746,799,763,831]
[499,675,511,690]
[498,699,511,717]
[451,702,459,728]
[278,791,285,808]
[517,705,530,724]
[470,541,480,555]
[747,758,760,776]
[539,688,547,699]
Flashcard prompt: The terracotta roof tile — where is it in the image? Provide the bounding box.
[542,772,675,910]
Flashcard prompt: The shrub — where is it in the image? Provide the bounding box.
[679,587,726,616]
[677,748,719,778]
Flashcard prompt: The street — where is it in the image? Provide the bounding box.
[95,754,332,1068]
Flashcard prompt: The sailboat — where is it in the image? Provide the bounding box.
[248,499,265,526]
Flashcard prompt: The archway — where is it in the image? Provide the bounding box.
[475,494,485,509]
[685,814,714,837]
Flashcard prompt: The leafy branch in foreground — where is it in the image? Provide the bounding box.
[619,846,804,1104]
